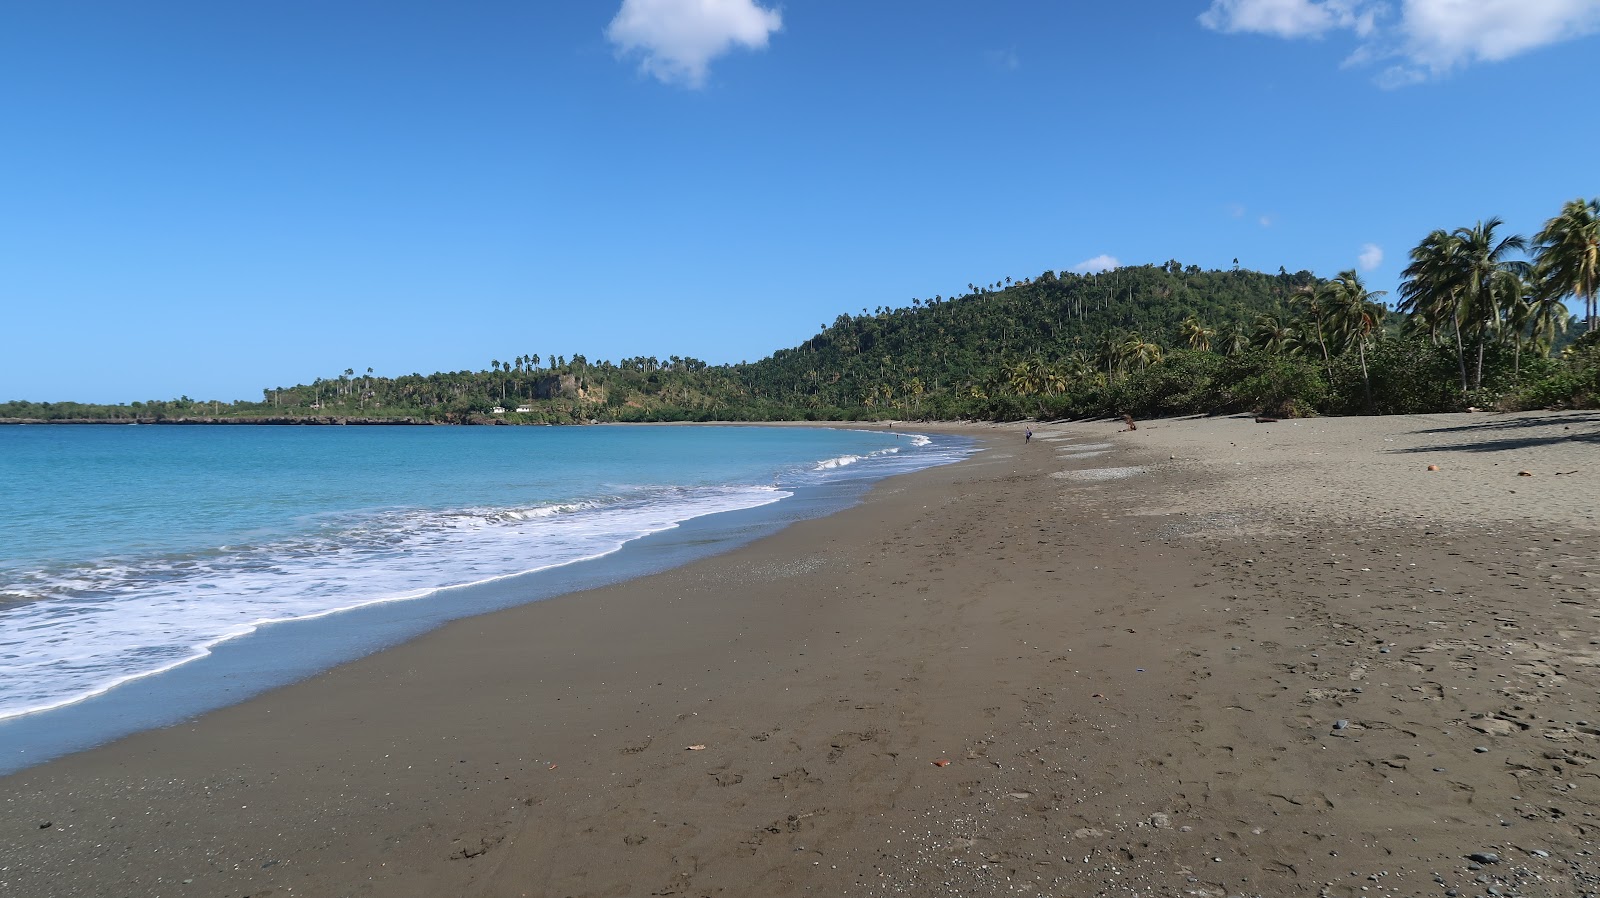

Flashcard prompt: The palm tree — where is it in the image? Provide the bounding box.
[1452,218,1529,390]
[1324,269,1387,410]
[1507,297,1532,372]
[1252,314,1296,354]
[1527,261,1571,358]
[1095,331,1125,379]
[1534,197,1600,334]
[1041,365,1068,395]
[1218,323,1250,356]
[1122,334,1162,371]
[1399,229,1470,390]
[1059,352,1099,387]
[1291,283,1334,380]
[1180,316,1214,351]
[1006,358,1046,396]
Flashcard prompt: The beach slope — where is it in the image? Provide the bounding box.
[3,411,1599,897]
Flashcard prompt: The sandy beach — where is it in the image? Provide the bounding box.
[4,411,1599,898]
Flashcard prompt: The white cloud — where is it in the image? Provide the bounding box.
[607,0,782,88]
[1199,0,1375,38]
[1359,242,1384,270]
[1397,0,1600,75]
[1072,254,1121,273]
[1199,0,1600,85]
[1259,213,1276,227]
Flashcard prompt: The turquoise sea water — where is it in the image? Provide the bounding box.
[0,424,972,755]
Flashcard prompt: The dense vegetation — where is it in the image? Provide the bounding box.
[7,199,1598,424]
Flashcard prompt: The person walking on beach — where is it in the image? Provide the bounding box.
[1024,427,1032,444]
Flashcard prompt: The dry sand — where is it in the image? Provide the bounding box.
[3,411,1599,898]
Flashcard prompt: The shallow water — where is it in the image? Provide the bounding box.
[0,424,973,757]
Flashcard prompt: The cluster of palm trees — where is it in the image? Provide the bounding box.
[999,332,1165,398]
[488,354,549,403]
[1398,199,1598,392]
[1165,199,1598,404]
[1167,269,1389,376]
[489,354,544,379]
[984,197,1597,411]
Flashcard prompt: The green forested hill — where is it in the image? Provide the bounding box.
[6,240,1597,424]
[736,263,1308,416]
[2,262,1310,424]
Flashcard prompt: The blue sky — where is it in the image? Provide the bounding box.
[3,1,1596,403]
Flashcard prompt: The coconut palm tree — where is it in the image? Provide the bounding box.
[1041,365,1068,396]
[1534,197,1600,334]
[1180,315,1214,351]
[1218,323,1250,356]
[1285,324,1324,359]
[1059,352,1099,387]
[1452,218,1529,390]
[1252,314,1296,354]
[1095,331,1125,379]
[1006,358,1041,396]
[1526,261,1571,358]
[1122,335,1163,371]
[1291,283,1334,380]
[1399,229,1470,390]
[1495,272,1543,377]
[1324,269,1387,410]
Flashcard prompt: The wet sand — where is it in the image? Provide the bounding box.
[4,411,1599,898]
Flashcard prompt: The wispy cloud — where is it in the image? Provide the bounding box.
[986,48,1022,71]
[607,0,782,88]
[1358,242,1384,270]
[1198,0,1376,39]
[1072,254,1121,273]
[1198,0,1600,85]
[1229,202,1276,227]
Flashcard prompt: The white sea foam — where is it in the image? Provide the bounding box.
[814,446,900,470]
[0,487,786,721]
[0,430,979,723]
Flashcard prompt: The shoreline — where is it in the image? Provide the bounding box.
[0,426,980,774]
[4,412,1598,897]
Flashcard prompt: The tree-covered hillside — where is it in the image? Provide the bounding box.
[6,197,1598,423]
[1,263,1302,423]
[736,263,1306,416]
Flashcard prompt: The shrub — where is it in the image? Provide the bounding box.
[1209,352,1328,418]
[1325,338,1462,415]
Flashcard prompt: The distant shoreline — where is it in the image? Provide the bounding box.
[0,416,974,427]
[1,416,460,425]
